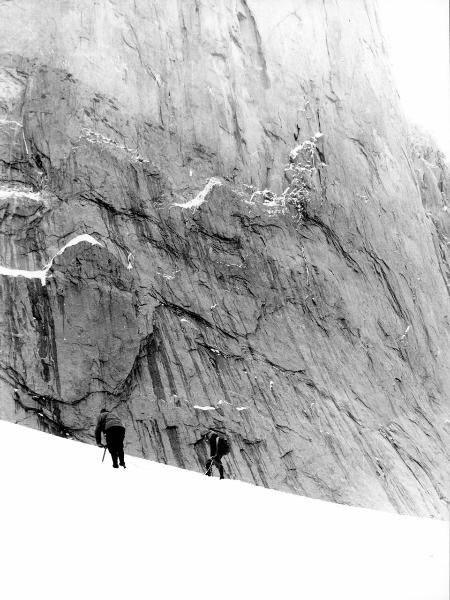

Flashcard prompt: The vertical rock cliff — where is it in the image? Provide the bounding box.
[0,0,448,517]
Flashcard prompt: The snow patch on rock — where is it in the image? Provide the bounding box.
[172,177,222,210]
[0,234,102,285]
[0,186,43,202]
[79,128,150,164]
[126,252,134,270]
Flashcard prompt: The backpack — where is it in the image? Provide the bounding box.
[216,434,230,456]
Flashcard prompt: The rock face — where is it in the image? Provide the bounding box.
[0,0,448,517]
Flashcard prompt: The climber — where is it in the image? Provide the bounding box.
[205,430,230,479]
[95,408,126,468]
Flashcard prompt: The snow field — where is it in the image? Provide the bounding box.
[0,420,447,600]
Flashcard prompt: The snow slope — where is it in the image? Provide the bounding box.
[0,420,447,600]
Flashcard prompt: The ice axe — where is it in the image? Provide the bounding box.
[102,444,107,463]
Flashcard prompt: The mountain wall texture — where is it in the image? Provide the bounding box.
[0,0,448,517]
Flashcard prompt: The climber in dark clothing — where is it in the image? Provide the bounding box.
[205,431,230,479]
[95,409,126,468]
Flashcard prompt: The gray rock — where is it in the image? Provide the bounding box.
[0,0,448,517]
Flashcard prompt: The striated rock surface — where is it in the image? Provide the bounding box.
[0,0,448,517]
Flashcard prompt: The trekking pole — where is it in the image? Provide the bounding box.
[102,445,107,463]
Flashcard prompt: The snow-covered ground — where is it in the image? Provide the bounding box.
[0,420,447,600]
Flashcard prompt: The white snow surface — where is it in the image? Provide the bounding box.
[0,234,102,285]
[0,419,447,600]
[172,177,222,209]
